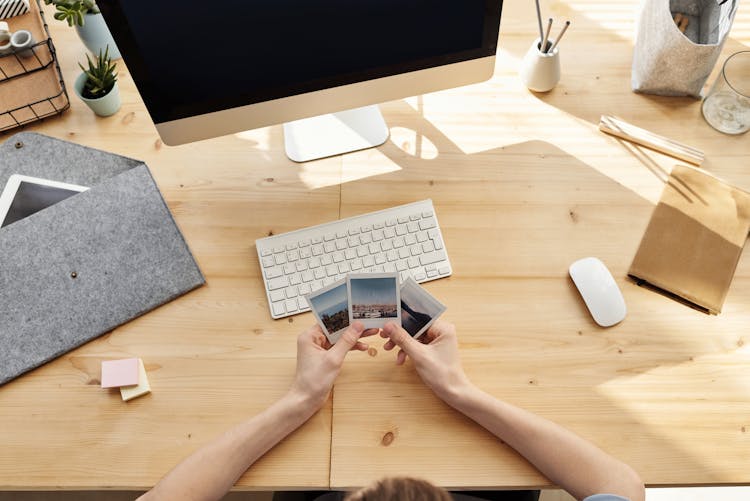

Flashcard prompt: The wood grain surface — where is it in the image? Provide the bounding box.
[0,0,748,492]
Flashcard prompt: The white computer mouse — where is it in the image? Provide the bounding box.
[568,257,627,327]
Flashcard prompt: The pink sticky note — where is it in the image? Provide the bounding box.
[101,358,140,388]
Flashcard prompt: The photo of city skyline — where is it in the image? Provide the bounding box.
[308,282,350,335]
[349,276,398,320]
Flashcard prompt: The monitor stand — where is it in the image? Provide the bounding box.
[283,105,389,163]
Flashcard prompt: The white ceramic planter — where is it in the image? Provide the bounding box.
[74,72,121,117]
[75,12,121,59]
[520,38,561,93]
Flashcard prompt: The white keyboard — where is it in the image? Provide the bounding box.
[256,199,452,319]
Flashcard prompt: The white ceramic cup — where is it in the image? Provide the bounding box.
[0,21,12,56]
[10,29,35,58]
[520,37,561,93]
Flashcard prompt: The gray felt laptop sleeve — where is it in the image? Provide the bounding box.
[0,132,205,385]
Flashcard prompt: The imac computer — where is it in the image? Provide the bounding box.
[97,1,503,162]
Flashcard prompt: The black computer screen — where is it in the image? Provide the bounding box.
[98,0,502,124]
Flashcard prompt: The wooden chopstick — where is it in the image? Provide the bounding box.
[598,115,704,166]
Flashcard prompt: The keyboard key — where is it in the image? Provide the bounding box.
[314,268,325,279]
[323,277,335,286]
[363,256,375,267]
[286,243,298,251]
[398,216,409,224]
[297,297,308,310]
[283,263,295,275]
[351,259,363,270]
[261,248,273,257]
[420,251,446,266]
[286,299,299,313]
[348,236,360,247]
[270,290,285,302]
[286,287,299,299]
[360,233,372,244]
[326,265,338,276]
[417,231,428,243]
[289,274,302,285]
[434,236,444,250]
[311,236,323,244]
[262,256,275,268]
[419,217,437,230]
[408,257,420,268]
[266,267,283,280]
[296,261,308,272]
[309,257,321,268]
[410,245,422,256]
[268,276,289,291]
[348,227,360,236]
[414,272,426,281]
[375,254,386,265]
[422,211,433,218]
[386,219,397,226]
[338,262,350,273]
[407,222,419,232]
[336,231,347,238]
[299,247,312,259]
[384,263,396,272]
[311,280,323,291]
[396,225,408,236]
[302,271,314,282]
[333,252,344,263]
[410,213,421,221]
[369,243,380,254]
[275,254,287,265]
[400,271,411,282]
[372,230,384,241]
[422,241,435,253]
[425,264,437,273]
[335,239,347,250]
[272,301,286,316]
[399,248,410,259]
[357,247,369,257]
[299,239,311,247]
[299,283,312,296]
[439,266,450,275]
[361,224,373,232]
[380,240,393,251]
[321,255,333,265]
[345,249,357,260]
[324,233,335,242]
[384,227,396,238]
[405,234,417,245]
[312,245,323,256]
[427,269,438,278]
[396,260,408,271]
[273,246,284,254]
[387,250,399,261]
[373,222,384,229]
[393,237,405,248]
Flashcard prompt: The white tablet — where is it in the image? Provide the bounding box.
[0,174,89,228]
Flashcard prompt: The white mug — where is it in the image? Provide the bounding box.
[0,21,12,56]
[10,29,35,58]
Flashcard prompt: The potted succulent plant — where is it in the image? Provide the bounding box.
[73,47,120,117]
[43,0,120,59]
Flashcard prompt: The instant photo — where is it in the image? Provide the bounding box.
[305,278,350,344]
[400,277,446,339]
[0,175,88,228]
[347,272,401,329]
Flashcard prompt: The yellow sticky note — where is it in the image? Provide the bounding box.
[120,359,151,402]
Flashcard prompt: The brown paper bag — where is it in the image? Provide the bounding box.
[629,165,750,314]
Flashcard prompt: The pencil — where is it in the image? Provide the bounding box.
[534,0,544,44]
[549,20,571,52]
[541,17,553,53]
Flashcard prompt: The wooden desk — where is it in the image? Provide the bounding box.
[1,0,749,492]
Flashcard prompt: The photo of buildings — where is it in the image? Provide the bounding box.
[350,277,398,320]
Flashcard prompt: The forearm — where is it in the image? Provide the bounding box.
[446,384,644,501]
[140,390,319,501]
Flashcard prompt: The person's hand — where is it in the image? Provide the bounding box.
[290,321,376,409]
[381,320,472,404]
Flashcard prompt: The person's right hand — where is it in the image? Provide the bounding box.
[381,320,473,404]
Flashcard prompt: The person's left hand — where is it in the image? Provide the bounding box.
[290,321,377,409]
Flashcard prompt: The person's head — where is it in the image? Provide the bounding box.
[345,477,451,501]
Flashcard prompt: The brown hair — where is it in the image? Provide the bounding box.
[344,477,452,501]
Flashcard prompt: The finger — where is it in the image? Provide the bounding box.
[328,321,365,362]
[383,339,396,351]
[382,322,420,358]
[396,349,407,365]
[353,341,369,351]
[360,328,380,338]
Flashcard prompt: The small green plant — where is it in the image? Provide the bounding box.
[78,47,117,99]
[44,1,99,27]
